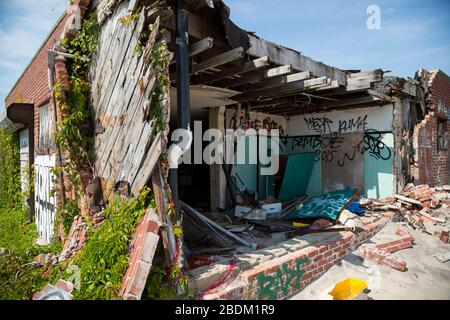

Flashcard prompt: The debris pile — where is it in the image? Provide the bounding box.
[365,184,450,243]
[33,216,88,267]
[360,227,414,272]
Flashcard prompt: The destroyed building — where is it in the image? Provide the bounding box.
[1,0,449,300]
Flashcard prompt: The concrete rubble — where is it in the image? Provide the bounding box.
[364,184,450,244]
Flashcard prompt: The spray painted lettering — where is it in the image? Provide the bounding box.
[281,130,391,167]
[303,114,369,134]
[304,117,333,134]
[338,115,368,133]
[230,115,285,135]
[257,257,308,300]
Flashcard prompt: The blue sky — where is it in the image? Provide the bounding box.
[0,0,66,110]
[225,0,450,76]
[1,0,449,110]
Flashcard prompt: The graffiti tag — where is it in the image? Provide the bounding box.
[257,257,308,300]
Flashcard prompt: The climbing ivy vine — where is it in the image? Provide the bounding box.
[0,129,22,209]
[53,13,100,234]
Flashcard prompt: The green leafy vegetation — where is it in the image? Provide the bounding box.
[0,250,47,300]
[147,41,171,134]
[119,11,140,27]
[67,188,152,300]
[53,13,100,233]
[0,129,22,209]
[0,129,62,300]
[143,266,177,300]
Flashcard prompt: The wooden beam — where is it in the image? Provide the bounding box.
[247,33,347,85]
[243,70,311,91]
[346,69,383,92]
[209,106,227,211]
[195,56,269,84]
[217,64,293,88]
[191,47,245,74]
[189,37,214,57]
[151,161,176,265]
[231,76,329,102]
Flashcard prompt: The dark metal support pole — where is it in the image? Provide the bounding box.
[175,0,191,132]
[170,0,190,219]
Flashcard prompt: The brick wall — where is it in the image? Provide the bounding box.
[5,14,69,157]
[120,208,161,300]
[414,70,450,186]
[201,212,395,300]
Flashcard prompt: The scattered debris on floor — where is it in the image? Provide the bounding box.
[291,221,450,300]
[434,251,450,263]
[32,216,88,267]
[365,184,450,243]
[359,225,415,272]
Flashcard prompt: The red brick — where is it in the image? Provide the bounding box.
[360,246,407,271]
[384,242,413,253]
[303,246,319,257]
[376,239,403,250]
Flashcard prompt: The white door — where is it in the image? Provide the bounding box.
[35,155,56,244]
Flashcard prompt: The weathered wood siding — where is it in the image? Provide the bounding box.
[90,1,170,199]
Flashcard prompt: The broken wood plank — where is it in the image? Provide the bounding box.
[394,195,423,207]
[191,47,244,74]
[346,69,383,91]
[152,161,176,264]
[180,201,256,248]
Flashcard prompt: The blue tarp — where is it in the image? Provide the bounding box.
[347,199,365,216]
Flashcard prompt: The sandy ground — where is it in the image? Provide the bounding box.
[291,222,450,300]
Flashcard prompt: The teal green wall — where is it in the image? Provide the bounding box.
[231,135,257,194]
[364,133,394,199]
[280,137,322,197]
[231,133,394,201]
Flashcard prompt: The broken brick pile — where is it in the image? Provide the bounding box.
[59,216,88,260]
[198,211,397,300]
[33,216,88,267]
[366,184,449,244]
[359,227,414,272]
